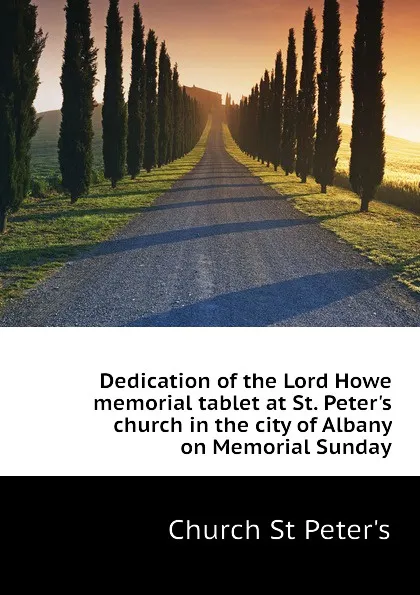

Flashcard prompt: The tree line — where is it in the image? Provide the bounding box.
[61,0,206,200]
[227,0,385,213]
[0,0,207,232]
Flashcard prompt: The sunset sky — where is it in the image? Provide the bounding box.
[34,0,420,142]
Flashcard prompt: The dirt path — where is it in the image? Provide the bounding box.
[1,117,419,326]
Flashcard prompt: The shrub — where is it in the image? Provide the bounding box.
[91,168,105,185]
[46,173,63,193]
[30,178,49,198]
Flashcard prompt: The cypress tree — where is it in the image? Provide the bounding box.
[127,3,146,180]
[257,71,270,164]
[181,86,188,156]
[227,96,240,147]
[230,101,240,145]
[264,72,271,164]
[0,0,46,232]
[184,94,191,152]
[313,0,342,194]
[267,70,275,168]
[59,0,97,203]
[248,87,257,158]
[239,97,247,152]
[0,105,16,233]
[350,0,385,212]
[257,78,263,161]
[271,51,284,172]
[296,8,317,183]
[251,84,259,159]
[172,64,182,160]
[225,93,231,132]
[242,92,251,155]
[144,29,158,172]
[189,95,197,152]
[103,0,127,188]
[166,62,174,164]
[158,42,171,167]
[281,29,298,175]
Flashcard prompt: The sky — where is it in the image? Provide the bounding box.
[34,0,420,142]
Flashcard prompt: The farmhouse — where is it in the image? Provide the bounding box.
[184,85,222,113]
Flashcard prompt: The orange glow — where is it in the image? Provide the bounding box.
[34,0,420,141]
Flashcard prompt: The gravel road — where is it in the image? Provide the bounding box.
[1,118,419,326]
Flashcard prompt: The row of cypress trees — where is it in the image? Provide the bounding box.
[0,0,206,232]
[60,0,206,202]
[227,0,385,212]
[0,1,47,233]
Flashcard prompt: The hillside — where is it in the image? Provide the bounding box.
[32,106,103,178]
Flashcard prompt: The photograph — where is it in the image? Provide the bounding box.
[0,0,419,327]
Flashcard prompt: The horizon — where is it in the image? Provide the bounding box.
[34,0,420,142]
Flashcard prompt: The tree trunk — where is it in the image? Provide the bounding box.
[321,184,327,194]
[0,208,7,234]
[274,165,278,172]
[301,175,307,183]
[112,179,117,189]
[70,194,78,204]
[360,194,370,212]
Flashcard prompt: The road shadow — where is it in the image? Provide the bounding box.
[1,218,315,269]
[126,269,391,327]
[78,218,317,253]
[11,195,284,224]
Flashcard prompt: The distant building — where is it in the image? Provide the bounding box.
[184,85,222,113]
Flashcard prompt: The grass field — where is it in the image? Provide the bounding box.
[0,119,211,311]
[223,124,420,295]
[337,124,420,213]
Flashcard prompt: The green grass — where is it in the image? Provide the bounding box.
[337,125,420,213]
[0,119,211,310]
[31,106,103,178]
[223,124,420,295]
